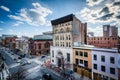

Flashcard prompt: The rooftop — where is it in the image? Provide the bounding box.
[51,14,74,25]
[33,35,52,41]
[2,34,17,39]
[73,43,118,53]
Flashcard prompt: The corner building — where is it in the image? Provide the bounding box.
[50,14,87,70]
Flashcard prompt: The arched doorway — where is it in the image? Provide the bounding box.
[57,51,63,67]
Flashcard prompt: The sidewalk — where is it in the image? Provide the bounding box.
[72,72,90,80]
[44,61,90,80]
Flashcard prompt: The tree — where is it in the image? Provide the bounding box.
[7,66,26,80]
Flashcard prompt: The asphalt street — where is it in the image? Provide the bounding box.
[0,47,66,80]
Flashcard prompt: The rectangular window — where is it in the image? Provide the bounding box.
[110,67,115,74]
[84,60,88,67]
[67,53,70,62]
[75,59,78,65]
[52,50,54,57]
[80,59,83,64]
[110,57,115,64]
[75,51,78,56]
[101,65,105,72]
[94,54,97,60]
[93,64,97,70]
[39,44,41,49]
[84,52,88,57]
[101,56,105,62]
[79,51,83,56]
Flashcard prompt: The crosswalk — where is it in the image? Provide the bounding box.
[8,63,20,69]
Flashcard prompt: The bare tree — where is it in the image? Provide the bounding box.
[7,66,26,80]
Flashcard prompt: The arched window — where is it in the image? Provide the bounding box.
[66,27,70,32]
[60,28,64,33]
[55,29,58,33]
[44,42,50,48]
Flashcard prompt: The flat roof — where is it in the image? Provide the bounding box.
[73,46,118,53]
[33,35,52,41]
[51,14,74,25]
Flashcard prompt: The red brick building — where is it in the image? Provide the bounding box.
[29,35,53,56]
[87,36,119,48]
[103,25,118,37]
[2,35,17,49]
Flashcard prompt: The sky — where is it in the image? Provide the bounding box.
[0,0,120,37]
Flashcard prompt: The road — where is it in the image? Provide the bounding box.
[0,47,66,80]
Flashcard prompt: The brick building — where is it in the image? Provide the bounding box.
[87,36,119,48]
[29,35,52,56]
[103,25,118,37]
[1,35,17,49]
[87,25,119,49]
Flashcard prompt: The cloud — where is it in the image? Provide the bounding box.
[88,26,103,36]
[0,28,3,31]
[86,0,104,6]
[9,29,13,32]
[76,0,120,36]
[12,21,24,27]
[8,2,52,26]
[77,0,120,24]
[0,21,4,23]
[0,5,10,12]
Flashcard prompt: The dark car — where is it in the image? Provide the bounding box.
[42,73,52,80]
[14,58,17,61]
[18,57,22,59]
[41,56,45,59]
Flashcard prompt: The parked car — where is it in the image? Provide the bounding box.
[17,60,21,63]
[11,53,14,55]
[42,73,52,80]
[18,57,22,59]
[14,58,17,61]
[20,60,31,66]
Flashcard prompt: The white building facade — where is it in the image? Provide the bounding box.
[16,36,29,54]
[50,14,87,70]
[92,48,118,80]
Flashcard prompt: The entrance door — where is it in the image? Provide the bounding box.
[58,58,61,67]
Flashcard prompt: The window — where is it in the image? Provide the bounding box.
[69,42,71,47]
[67,53,70,62]
[74,68,77,72]
[75,51,78,55]
[110,57,115,64]
[66,42,68,47]
[66,27,70,32]
[52,60,54,62]
[38,44,41,49]
[84,60,88,67]
[101,56,105,62]
[110,67,115,74]
[84,52,88,57]
[101,65,105,72]
[94,55,97,60]
[69,35,71,40]
[93,64,97,70]
[75,59,78,65]
[39,51,41,55]
[52,50,54,57]
[80,59,83,64]
[79,51,83,56]
[44,42,50,48]
[60,28,64,33]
